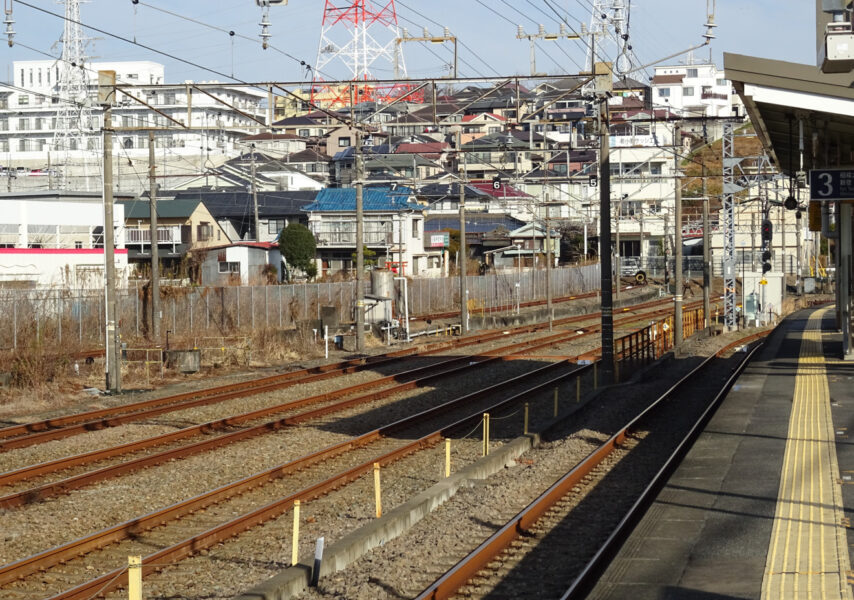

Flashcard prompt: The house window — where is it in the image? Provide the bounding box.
[298,128,310,137]
[75,241,83,249]
[686,68,698,78]
[0,119,8,132]
[682,87,694,97]
[0,140,8,152]
[197,222,214,241]
[268,219,287,235]
[338,136,351,147]
[18,118,28,130]
[218,261,240,274]
[702,86,712,96]
[18,95,29,106]
[658,87,670,97]
[412,218,421,239]
[717,78,727,86]
[18,139,30,152]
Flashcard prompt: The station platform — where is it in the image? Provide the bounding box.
[590,306,854,600]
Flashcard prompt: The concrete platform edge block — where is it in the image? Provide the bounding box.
[235,433,542,600]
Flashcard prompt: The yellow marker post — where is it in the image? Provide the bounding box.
[445,438,451,477]
[128,556,142,600]
[373,463,382,518]
[523,402,529,435]
[576,377,581,403]
[291,500,301,566]
[482,413,490,456]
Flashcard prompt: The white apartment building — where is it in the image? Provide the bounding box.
[0,60,267,189]
[652,61,744,120]
[0,191,131,288]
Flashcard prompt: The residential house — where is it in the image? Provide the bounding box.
[119,198,229,276]
[0,190,131,288]
[303,187,444,277]
[173,151,324,193]
[283,148,332,184]
[459,131,535,181]
[168,189,316,243]
[198,242,283,286]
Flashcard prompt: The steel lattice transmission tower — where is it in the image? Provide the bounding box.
[312,1,420,108]
[583,0,632,75]
[53,0,96,189]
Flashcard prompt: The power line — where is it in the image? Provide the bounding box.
[395,0,501,77]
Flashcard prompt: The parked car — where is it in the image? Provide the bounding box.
[620,257,640,276]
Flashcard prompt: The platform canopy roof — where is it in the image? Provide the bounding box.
[724,52,854,174]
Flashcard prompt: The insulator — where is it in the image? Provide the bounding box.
[259,11,271,49]
[4,15,13,48]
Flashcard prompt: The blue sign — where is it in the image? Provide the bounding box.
[810,169,854,201]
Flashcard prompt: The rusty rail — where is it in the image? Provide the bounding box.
[0,321,606,506]
[0,296,673,450]
[5,361,595,594]
[415,334,765,600]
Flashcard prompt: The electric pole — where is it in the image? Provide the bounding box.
[544,150,553,331]
[251,148,260,241]
[148,130,161,342]
[355,130,365,352]
[457,128,468,335]
[673,124,683,348]
[702,161,711,333]
[99,71,121,394]
[598,101,615,385]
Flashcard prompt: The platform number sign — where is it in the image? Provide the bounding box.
[492,176,501,191]
[810,169,854,202]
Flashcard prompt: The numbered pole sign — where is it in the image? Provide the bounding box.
[810,169,854,202]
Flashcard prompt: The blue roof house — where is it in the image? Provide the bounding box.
[303,187,445,277]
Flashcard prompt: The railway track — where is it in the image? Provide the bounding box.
[0,298,693,509]
[0,295,722,600]
[0,295,685,452]
[414,331,768,600]
[1,352,599,599]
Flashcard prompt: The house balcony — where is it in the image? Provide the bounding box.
[313,230,396,248]
[126,226,184,245]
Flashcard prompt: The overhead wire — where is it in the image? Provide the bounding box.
[395,0,501,77]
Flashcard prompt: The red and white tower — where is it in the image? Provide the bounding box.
[312,1,418,108]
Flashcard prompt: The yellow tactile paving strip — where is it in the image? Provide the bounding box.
[762,309,853,600]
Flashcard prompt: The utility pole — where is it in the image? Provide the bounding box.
[544,150,553,331]
[457,127,468,335]
[355,130,365,352]
[673,124,683,348]
[702,162,711,333]
[148,130,161,342]
[796,209,803,295]
[614,195,621,303]
[516,24,579,76]
[99,71,121,394]
[251,148,260,241]
[598,101,615,385]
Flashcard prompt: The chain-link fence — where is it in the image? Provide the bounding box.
[0,264,600,351]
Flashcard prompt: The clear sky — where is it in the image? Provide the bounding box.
[1,0,816,86]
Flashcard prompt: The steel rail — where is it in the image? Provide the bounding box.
[0,299,697,496]
[0,295,672,449]
[4,359,596,591]
[0,322,604,508]
[561,341,765,599]
[415,335,764,600]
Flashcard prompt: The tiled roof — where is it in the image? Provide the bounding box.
[461,113,506,122]
[172,191,317,218]
[652,74,685,85]
[119,198,200,219]
[425,213,524,234]
[469,182,534,199]
[303,187,418,212]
